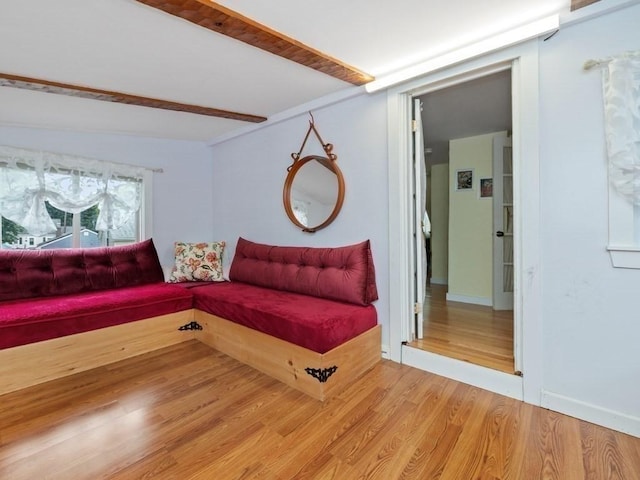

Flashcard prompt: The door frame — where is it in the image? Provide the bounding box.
[386,40,543,404]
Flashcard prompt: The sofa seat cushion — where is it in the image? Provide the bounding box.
[0,283,194,350]
[192,282,377,354]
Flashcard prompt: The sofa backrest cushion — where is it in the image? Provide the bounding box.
[0,239,164,301]
[229,237,378,305]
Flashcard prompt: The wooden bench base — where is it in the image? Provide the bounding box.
[194,310,381,401]
[0,309,196,396]
[0,309,382,401]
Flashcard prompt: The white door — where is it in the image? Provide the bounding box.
[492,134,514,310]
[413,99,427,339]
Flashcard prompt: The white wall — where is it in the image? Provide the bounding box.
[0,126,214,267]
[448,133,495,303]
[537,3,640,431]
[209,92,390,348]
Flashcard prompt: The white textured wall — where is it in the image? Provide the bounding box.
[209,92,390,346]
[538,3,640,426]
[448,133,494,302]
[0,126,214,268]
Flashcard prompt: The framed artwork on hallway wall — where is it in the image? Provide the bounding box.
[455,168,474,191]
[480,177,493,198]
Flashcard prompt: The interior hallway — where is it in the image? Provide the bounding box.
[409,284,515,374]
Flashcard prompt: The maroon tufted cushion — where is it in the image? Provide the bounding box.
[229,237,378,306]
[0,283,194,350]
[193,282,377,353]
[0,239,164,301]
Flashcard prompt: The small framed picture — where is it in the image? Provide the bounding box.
[455,169,474,191]
[480,177,493,198]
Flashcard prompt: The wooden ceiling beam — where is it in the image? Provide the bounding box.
[0,73,267,122]
[571,0,601,11]
[135,0,374,86]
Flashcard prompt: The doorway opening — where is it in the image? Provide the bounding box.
[387,42,543,401]
[409,69,516,374]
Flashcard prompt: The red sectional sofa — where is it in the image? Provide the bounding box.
[0,239,193,350]
[0,237,381,400]
[192,237,381,399]
[192,236,378,354]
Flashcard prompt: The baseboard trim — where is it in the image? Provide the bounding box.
[429,277,448,285]
[446,292,492,306]
[541,390,640,438]
[401,346,523,400]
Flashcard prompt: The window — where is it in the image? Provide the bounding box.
[0,145,152,250]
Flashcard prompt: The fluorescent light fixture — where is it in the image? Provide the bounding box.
[365,14,559,93]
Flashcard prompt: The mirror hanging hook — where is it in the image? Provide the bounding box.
[289,111,338,168]
[308,112,337,161]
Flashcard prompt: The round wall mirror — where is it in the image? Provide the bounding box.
[283,155,345,233]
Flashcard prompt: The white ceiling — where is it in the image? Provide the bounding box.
[0,0,569,142]
[419,69,512,166]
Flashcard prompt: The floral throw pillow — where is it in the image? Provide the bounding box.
[168,241,225,283]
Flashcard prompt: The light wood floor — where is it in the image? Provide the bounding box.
[1,341,639,479]
[410,284,515,373]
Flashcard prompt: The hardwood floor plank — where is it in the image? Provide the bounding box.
[110,448,179,479]
[1,342,639,479]
[580,422,632,480]
[290,453,357,480]
[398,384,489,479]
[438,392,518,479]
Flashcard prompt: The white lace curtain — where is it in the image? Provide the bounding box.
[0,145,145,236]
[586,50,640,205]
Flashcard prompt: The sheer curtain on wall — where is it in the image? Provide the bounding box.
[0,145,145,236]
[586,50,640,246]
[596,51,640,205]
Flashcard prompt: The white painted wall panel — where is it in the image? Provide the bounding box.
[430,163,449,284]
[448,133,494,302]
[538,3,640,425]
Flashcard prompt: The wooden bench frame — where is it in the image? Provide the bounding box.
[0,310,196,395]
[0,309,381,400]
[194,310,381,401]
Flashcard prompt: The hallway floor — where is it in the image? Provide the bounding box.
[409,284,515,373]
